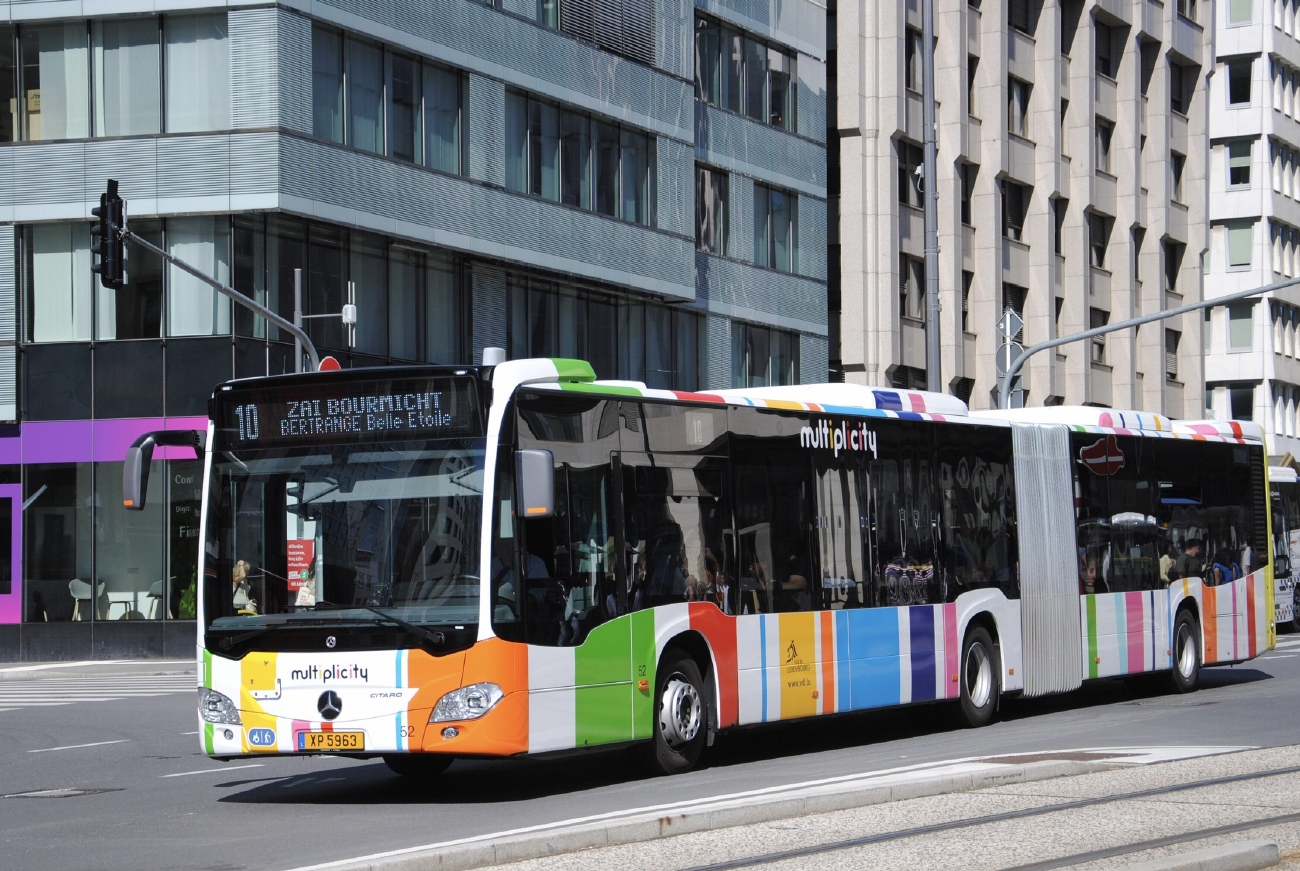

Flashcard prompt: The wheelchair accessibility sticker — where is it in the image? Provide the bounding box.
[247,728,276,747]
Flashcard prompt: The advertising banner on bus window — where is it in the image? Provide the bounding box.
[287,539,314,592]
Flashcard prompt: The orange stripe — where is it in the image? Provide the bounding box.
[819,611,835,714]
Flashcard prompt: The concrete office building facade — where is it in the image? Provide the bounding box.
[0,0,827,659]
[833,0,1208,413]
[1204,0,1300,462]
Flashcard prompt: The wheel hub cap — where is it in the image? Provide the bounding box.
[659,675,702,748]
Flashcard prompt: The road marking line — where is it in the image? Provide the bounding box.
[163,764,264,778]
[28,740,129,753]
[182,731,199,735]
[1260,654,1298,660]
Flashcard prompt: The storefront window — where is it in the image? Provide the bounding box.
[23,464,93,622]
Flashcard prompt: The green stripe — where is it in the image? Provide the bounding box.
[1086,596,1099,679]
[203,723,215,755]
[557,382,642,397]
[549,359,597,382]
[575,618,633,746]
[202,649,211,688]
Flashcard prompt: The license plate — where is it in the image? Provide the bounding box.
[297,731,364,751]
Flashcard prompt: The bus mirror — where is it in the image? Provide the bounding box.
[1276,555,1292,577]
[515,450,554,519]
[123,430,204,511]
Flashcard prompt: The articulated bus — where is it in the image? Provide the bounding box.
[1271,467,1299,631]
[125,355,1277,776]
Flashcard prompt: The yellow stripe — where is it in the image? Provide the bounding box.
[762,399,806,411]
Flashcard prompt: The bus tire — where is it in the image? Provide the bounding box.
[1169,609,1201,693]
[958,625,999,728]
[382,753,453,778]
[648,653,708,776]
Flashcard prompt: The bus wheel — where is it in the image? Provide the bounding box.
[958,626,999,728]
[382,754,453,778]
[648,654,708,775]
[1169,609,1201,694]
[1292,586,1300,632]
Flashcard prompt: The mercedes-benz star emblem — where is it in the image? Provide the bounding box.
[325,635,337,649]
[317,690,342,721]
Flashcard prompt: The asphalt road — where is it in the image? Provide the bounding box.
[1,632,1298,871]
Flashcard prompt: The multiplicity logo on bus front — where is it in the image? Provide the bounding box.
[800,419,879,458]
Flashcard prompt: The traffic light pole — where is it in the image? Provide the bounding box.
[995,275,1300,409]
[120,229,320,372]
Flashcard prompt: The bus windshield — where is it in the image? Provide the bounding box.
[203,440,486,644]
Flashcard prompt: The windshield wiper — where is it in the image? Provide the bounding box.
[313,601,452,653]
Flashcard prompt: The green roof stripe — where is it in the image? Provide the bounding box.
[550,359,597,382]
[557,382,643,397]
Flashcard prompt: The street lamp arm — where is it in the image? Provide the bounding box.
[997,275,1300,409]
[122,229,321,372]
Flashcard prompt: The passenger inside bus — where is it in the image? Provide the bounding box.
[1172,538,1204,580]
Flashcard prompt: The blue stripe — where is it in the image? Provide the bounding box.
[909,607,937,701]
[872,390,903,411]
[395,651,405,749]
[835,611,852,710]
[844,609,901,710]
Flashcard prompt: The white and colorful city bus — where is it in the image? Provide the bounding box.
[1270,466,1298,631]
[125,355,1277,776]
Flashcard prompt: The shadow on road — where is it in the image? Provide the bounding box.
[214,664,1273,806]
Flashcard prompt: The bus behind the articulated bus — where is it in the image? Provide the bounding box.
[124,354,1278,776]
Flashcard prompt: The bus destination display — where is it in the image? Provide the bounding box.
[217,377,480,447]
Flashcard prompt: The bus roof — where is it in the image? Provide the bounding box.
[1273,466,1298,484]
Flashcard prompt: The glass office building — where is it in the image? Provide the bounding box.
[0,1,827,659]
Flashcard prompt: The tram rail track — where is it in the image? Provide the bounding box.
[676,764,1300,871]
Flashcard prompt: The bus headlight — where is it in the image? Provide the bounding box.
[198,688,242,725]
[430,683,503,723]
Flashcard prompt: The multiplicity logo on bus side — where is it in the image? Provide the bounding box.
[800,419,879,458]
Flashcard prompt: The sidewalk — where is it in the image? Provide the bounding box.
[0,660,196,681]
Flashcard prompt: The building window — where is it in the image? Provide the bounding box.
[1053,197,1066,255]
[1090,307,1109,363]
[1095,118,1113,173]
[1089,212,1111,267]
[1002,283,1027,343]
[1009,0,1032,33]
[1228,139,1252,187]
[1095,22,1114,79]
[1227,220,1254,268]
[898,140,923,207]
[1166,329,1180,380]
[967,55,979,115]
[312,24,463,174]
[753,182,797,272]
[1170,61,1193,114]
[1177,0,1197,21]
[962,271,973,332]
[1229,302,1254,350]
[694,15,796,132]
[1204,309,1213,353]
[732,322,799,388]
[1003,181,1029,241]
[1228,58,1253,105]
[1230,385,1254,420]
[506,91,654,226]
[0,15,230,141]
[905,27,921,93]
[543,0,655,67]
[1163,240,1184,292]
[960,162,977,225]
[1171,151,1186,200]
[695,164,728,254]
[1007,76,1031,137]
[899,254,924,320]
[1228,0,1253,25]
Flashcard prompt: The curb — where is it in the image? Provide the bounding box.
[288,758,1112,871]
[1122,839,1279,871]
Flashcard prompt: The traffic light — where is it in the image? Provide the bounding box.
[91,179,127,289]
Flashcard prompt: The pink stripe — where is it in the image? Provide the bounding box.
[1125,592,1145,673]
[1231,581,1240,660]
[909,393,926,413]
[943,603,959,698]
